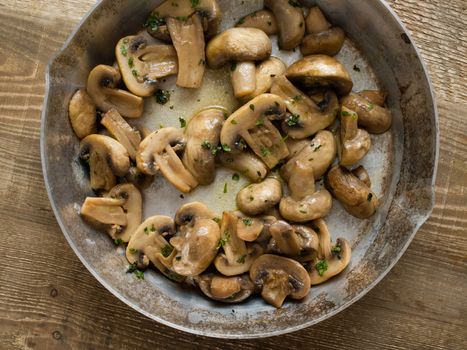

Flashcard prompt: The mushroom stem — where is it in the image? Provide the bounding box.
[261,271,292,309]
[289,160,315,200]
[231,61,256,98]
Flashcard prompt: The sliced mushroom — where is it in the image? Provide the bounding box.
[286,55,353,96]
[341,92,392,134]
[167,15,206,88]
[305,6,331,34]
[279,159,332,222]
[126,215,184,282]
[115,34,178,97]
[241,57,287,102]
[281,130,337,181]
[214,212,264,276]
[220,94,289,168]
[338,106,371,166]
[136,127,198,193]
[79,134,130,191]
[182,108,224,185]
[101,109,142,160]
[218,151,268,183]
[250,254,310,308]
[197,273,254,303]
[87,65,143,118]
[301,27,345,56]
[68,89,97,139]
[236,10,278,35]
[206,28,272,69]
[308,218,351,285]
[271,75,339,139]
[236,216,275,242]
[230,61,256,98]
[269,221,319,262]
[236,177,282,216]
[325,165,378,218]
[147,0,221,40]
[358,90,388,106]
[264,0,305,51]
[284,138,309,160]
[80,197,127,236]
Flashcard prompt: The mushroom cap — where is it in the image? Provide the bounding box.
[116,34,178,97]
[220,93,289,168]
[309,238,351,285]
[341,92,392,134]
[358,90,388,107]
[236,10,278,36]
[107,183,142,242]
[281,130,337,182]
[174,201,217,226]
[171,217,220,276]
[250,254,310,308]
[182,108,224,185]
[286,55,353,96]
[137,127,198,193]
[197,273,254,303]
[86,65,143,118]
[264,0,305,51]
[206,27,272,69]
[279,189,333,223]
[80,134,130,191]
[339,106,371,166]
[68,89,97,139]
[218,151,268,183]
[270,75,339,139]
[236,177,282,216]
[301,27,346,56]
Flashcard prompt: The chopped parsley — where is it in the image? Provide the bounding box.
[248,195,254,202]
[190,0,200,8]
[292,95,303,103]
[114,238,124,245]
[126,263,145,280]
[237,254,247,264]
[313,145,322,152]
[287,113,300,126]
[236,17,246,25]
[145,13,166,32]
[127,57,134,68]
[255,118,265,127]
[242,218,253,226]
[201,140,212,150]
[249,104,255,111]
[144,226,150,235]
[288,0,302,7]
[212,217,221,224]
[260,146,270,157]
[353,65,361,72]
[120,45,127,56]
[199,58,206,66]
[231,119,238,124]
[161,245,173,258]
[131,69,138,77]
[129,247,138,254]
[230,62,237,71]
[299,209,307,214]
[221,144,232,152]
[223,183,228,193]
[367,103,375,110]
[232,173,240,181]
[332,245,342,254]
[341,110,351,117]
[367,193,373,201]
[155,89,170,105]
[315,260,328,276]
[217,230,231,249]
[179,117,186,128]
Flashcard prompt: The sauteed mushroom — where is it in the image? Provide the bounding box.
[250,254,310,308]
[197,273,255,303]
[87,65,143,118]
[79,134,130,191]
[236,215,277,242]
[236,10,278,35]
[137,127,198,193]
[338,106,371,166]
[68,89,97,139]
[236,177,282,216]
[218,151,268,183]
[358,90,388,106]
[305,6,330,33]
[230,61,256,99]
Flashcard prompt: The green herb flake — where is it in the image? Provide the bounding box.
[126,263,145,280]
[129,247,138,254]
[201,140,212,150]
[315,260,328,276]
[232,173,240,181]
[367,193,373,202]
[145,13,166,32]
[230,62,237,71]
[190,0,200,8]
[155,89,170,105]
[223,183,228,193]
[144,226,149,235]
[217,230,231,249]
[222,144,232,152]
[248,195,254,202]
[120,45,127,56]
[314,145,322,152]
[114,238,124,245]
[282,134,289,141]
[175,256,182,261]
[287,113,300,126]
[249,104,255,111]
[159,124,165,129]
[255,118,264,127]
[288,0,302,7]
[292,95,303,103]
[199,58,206,66]
[332,245,342,254]
[128,57,134,68]
[213,217,221,224]
[132,69,138,77]
[236,17,246,25]
[367,103,375,110]
[341,110,351,117]
[231,119,238,125]
[260,146,270,157]
[134,270,145,280]
[237,254,247,264]
[242,218,253,226]
[161,245,173,258]
[179,117,187,128]
[299,209,307,214]
[122,38,130,44]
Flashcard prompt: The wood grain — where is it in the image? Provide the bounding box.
[0,0,466,349]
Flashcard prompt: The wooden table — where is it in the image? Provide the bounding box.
[0,0,466,349]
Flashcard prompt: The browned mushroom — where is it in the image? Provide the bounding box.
[68,89,97,139]
[338,106,371,166]
[236,10,278,35]
[236,177,282,216]
[197,273,255,303]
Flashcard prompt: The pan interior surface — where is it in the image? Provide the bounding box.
[41,0,437,338]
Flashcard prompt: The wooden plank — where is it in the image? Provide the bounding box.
[0,0,465,349]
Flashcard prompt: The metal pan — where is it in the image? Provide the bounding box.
[41,0,438,338]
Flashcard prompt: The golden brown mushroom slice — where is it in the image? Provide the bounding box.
[167,14,206,89]
[281,130,337,182]
[100,109,142,161]
[197,273,254,303]
[182,108,224,185]
[325,165,378,219]
[308,218,351,285]
[220,94,289,168]
[87,65,143,118]
[79,134,130,191]
[236,10,278,35]
[269,220,319,262]
[68,89,97,139]
[115,34,178,97]
[214,212,264,276]
[341,92,392,134]
[218,151,268,183]
[171,202,220,276]
[264,0,305,51]
[286,55,353,96]
[279,159,332,222]
[126,215,184,282]
[250,254,310,308]
[206,27,272,69]
[271,75,339,139]
[136,127,198,193]
[338,106,371,167]
[236,177,282,216]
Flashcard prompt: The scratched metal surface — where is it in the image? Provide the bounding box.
[41,0,438,338]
